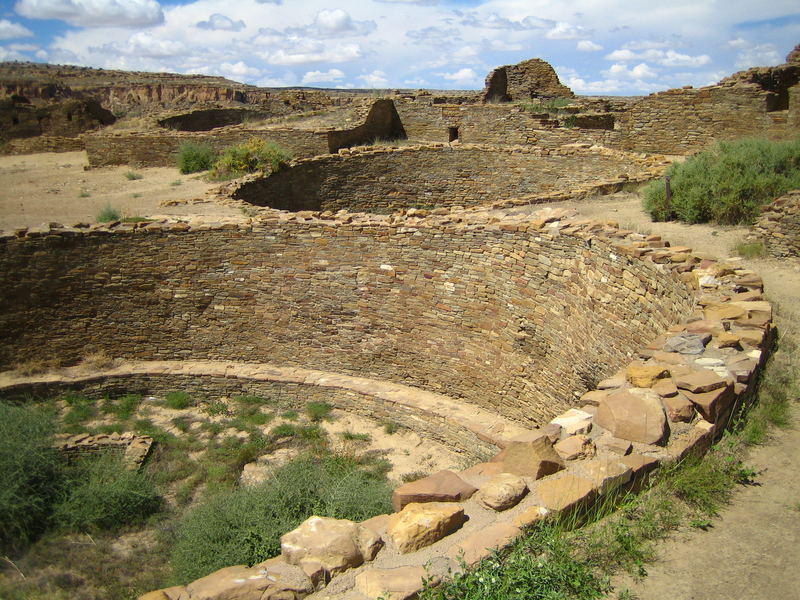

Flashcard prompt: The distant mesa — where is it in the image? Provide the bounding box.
[482,58,574,103]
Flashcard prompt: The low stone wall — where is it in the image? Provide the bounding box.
[84,127,328,167]
[751,190,800,257]
[0,135,85,155]
[54,431,153,469]
[229,143,664,213]
[0,209,694,427]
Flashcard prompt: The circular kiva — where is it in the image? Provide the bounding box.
[229,144,662,214]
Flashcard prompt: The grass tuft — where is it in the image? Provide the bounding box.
[96,204,121,223]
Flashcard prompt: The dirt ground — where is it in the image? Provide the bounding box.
[0,151,240,230]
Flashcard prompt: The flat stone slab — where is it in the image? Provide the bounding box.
[387,502,466,554]
[185,558,314,600]
[682,383,735,424]
[512,505,550,529]
[594,390,667,445]
[674,370,727,394]
[446,522,521,567]
[490,438,565,479]
[554,435,595,461]
[550,408,593,435]
[354,566,432,600]
[579,458,632,495]
[533,473,596,512]
[392,470,478,511]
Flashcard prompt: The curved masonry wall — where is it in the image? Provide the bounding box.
[231,144,662,214]
[0,212,694,426]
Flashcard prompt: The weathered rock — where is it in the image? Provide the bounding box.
[185,559,314,600]
[652,378,679,398]
[476,473,528,511]
[580,389,611,406]
[664,332,709,355]
[674,370,727,394]
[280,516,382,580]
[662,394,696,422]
[594,390,667,445]
[595,435,632,456]
[360,514,390,538]
[703,302,747,321]
[580,458,632,494]
[391,470,478,511]
[682,383,735,423]
[354,566,433,600]
[626,362,670,387]
[550,408,593,435]
[512,505,550,528]
[457,461,506,488]
[554,435,595,461]
[534,474,596,512]
[619,454,660,478]
[490,438,565,479]
[138,587,185,600]
[447,522,521,566]
[387,502,466,553]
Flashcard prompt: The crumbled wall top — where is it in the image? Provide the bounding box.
[482,58,574,103]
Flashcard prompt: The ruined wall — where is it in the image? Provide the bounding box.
[0,219,695,426]
[752,190,800,258]
[231,145,651,213]
[326,99,406,153]
[0,97,114,143]
[158,108,269,132]
[482,58,574,102]
[84,127,328,167]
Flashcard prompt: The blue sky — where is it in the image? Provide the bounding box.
[0,1,798,94]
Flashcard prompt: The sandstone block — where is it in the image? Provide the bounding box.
[619,454,660,477]
[580,458,632,495]
[476,473,528,511]
[550,408,594,435]
[534,474,596,512]
[185,560,313,600]
[716,331,742,349]
[703,302,747,321]
[391,470,478,511]
[490,438,565,479]
[595,435,632,456]
[664,332,708,355]
[280,516,382,580]
[674,370,727,394]
[580,389,611,406]
[387,502,466,554]
[354,566,432,600]
[652,378,679,397]
[457,461,506,488]
[594,390,667,445]
[137,587,185,600]
[554,435,596,461]
[626,362,670,387]
[682,383,735,423]
[446,522,521,567]
[663,394,696,422]
[512,505,550,528]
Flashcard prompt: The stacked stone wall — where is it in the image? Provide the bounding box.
[0,218,694,426]
[752,190,800,257]
[84,127,328,167]
[231,144,656,213]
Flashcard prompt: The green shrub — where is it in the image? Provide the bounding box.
[96,204,121,223]
[177,142,217,174]
[125,171,143,180]
[305,401,333,422]
[163,391,192,410]
[643,137,800,224]
[170,452,393,583]
[0,402,63,552]
[53,453,161,532]
[209,138,291,181]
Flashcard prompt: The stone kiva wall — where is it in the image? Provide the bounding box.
[0,214,695,426]
[326,99,407,153]
[84,127,328,167]
[752,190,800,258]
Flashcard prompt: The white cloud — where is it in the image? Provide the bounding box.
[623,39,673,50]
[15,0,164,27]
[99,32,186,59]
[489,39,522,51]
[604,62,658,79]
[359,70,388,88]
[406,26,461,47]
[546,22,592,40]
[440,67,479,84]
[196,14,245,32]
[220,61,261,79]
[0,19,33,40]
[458,12,554,31]
[606,47,710,67]
[576,40,603,51]
[0,45,27,61]
[283,9,376,39]
[734,43,781,69]
[301,68,345,84]
[265,43,364,66]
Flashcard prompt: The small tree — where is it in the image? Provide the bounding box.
[177,142,217,174]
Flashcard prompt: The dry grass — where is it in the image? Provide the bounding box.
[80,350,115,371]
[12,357,62,376]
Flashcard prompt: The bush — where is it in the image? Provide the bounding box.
[96,204,121,223]
[177,142,217,174]
[643,137,800,225]
[209,138,291,181]
[163,391,192,410]
[170,452,393,583]
[0,402,63,552]
[53,453,162,532]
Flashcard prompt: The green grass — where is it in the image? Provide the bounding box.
[169,451,393,583]
[101,394,142,421]
[96,204,121,223]
[177,142,217,174]
[208,138,291,181]
[203,400,229,416]
[340,430,371,442]
[170,179,183,187]
[281,409,299,421]
[382,419,400,434]
[733,240,767,259]
[163,391,192,410]
[78,190,91,198]
[124,171,143,180]
[271,423,297,437]
[305,401,333,422]
[643,137,800,224]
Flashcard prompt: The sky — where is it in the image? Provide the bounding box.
[0,0,798,95]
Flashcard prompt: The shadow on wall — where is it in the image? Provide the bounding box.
[327,99,407,153]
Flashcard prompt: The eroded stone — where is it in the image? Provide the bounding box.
[387,502,466,554]
[391,470,478,511]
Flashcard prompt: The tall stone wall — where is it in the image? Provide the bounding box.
[482,59,574,102]
[326,99,406,153]
[84,127,328,167]
[752,190,800,258]
[0,218,695,426]
[231,145,652,213]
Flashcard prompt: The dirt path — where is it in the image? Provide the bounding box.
[0,151,241,230]
[552,192,800,600]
